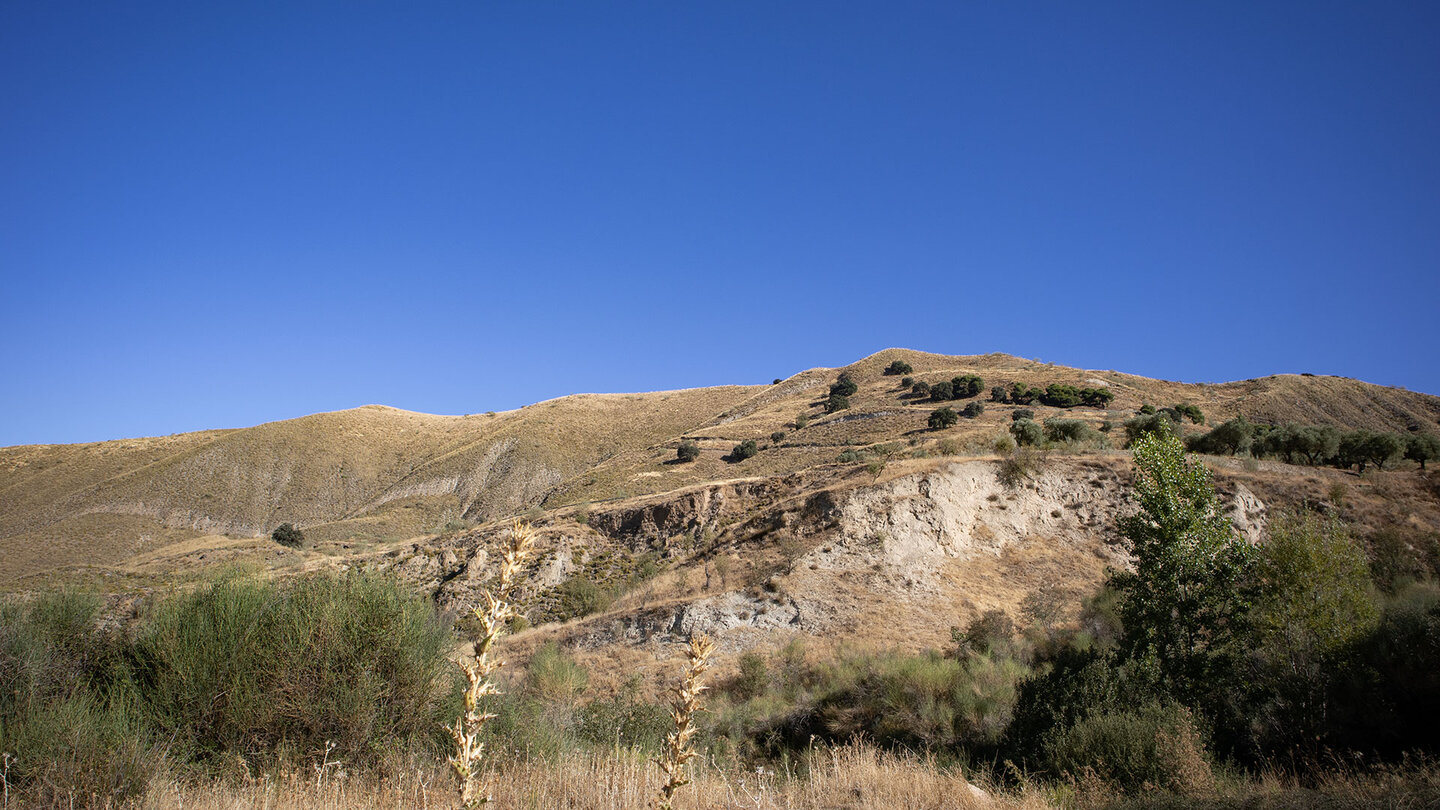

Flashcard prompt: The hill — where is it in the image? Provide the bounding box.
[3,348,1437,595]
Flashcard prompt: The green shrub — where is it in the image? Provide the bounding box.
[1122,412,1175,445]
[575,688,671,752]
[1012,408,1035,422]
[552,576,616,619]
[794,413,809,429]
[0,591,155,807]
[991,385,1009,403]
[929,380,954,401]
[1139,403,1157,415]
[838,448,867,463]
[1010,418,1044,447]
[1081,388,1116,408]
[884,360,913,376]
[830,372,858,398]
[270,522,305,548]
[730,439,759,461]
[910,380,931,398]
[131,571,455,769]
[1187,416,1253,456]
[1039,384,1081,408]
[961,401,984,419]
[1047,702,1212,794]
[676,440,701,462]
[900,376,915,388]
[734,652,770,700]
[951,375,984,399]
[929,407,959,430]
[825,393,850,413]
[1009,383,1042,405]
[1172,403,1204,424]
[769,431,786,444]
[1043,418,1098,444]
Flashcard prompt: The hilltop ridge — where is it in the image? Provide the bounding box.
[2,348,1437,591]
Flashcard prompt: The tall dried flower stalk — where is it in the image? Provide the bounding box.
[654,634,715,810]
[448,521,536,808]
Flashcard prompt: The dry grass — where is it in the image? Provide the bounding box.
[136,744,1046,810]
[5,348,1436,590]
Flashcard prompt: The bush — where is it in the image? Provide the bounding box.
[1047,702,1213,794]
[1173,403,1205,424]
[952,375,984,399]
[1012,408,1035,422]
[910,381,931,398]
[1043,418,1098,444]
[1040,384,1082,408]
[1122,412,1175,445]
[0,591,156,806]
[825,393,850,413]
[1081,387,1116,408]
[991,385,1009,403]
[676,440,700,462]
[271,522,305,548]
[794,413,809,429]
[961,401,985,419]
[769,431,786,444]
[131,572,455,770]
[929,380,954,401]
[552,576,616,619]
[884,360,913,376]
[929,407,959,430]
[1139,403,1157,415]
[830,372,858,398]
[1010,418,1044,447]
[1187,416,1252,456]
[730,439,759,461]
[900,376,914,388]
[1009,383,1042,405]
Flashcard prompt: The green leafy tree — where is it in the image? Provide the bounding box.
[929,407,959,430]
[1406,432,1440,470]
[676,440,700,462]
[910,381,931,398]
[1365,432,1405,470]
[1172,404,1205,425]
[1122,413,1176,446]
[991,385,1009,403]
[729,439,758,461]
[830,373,858,398]
[884,360,913,376]
[961,401,984,419]
[1010,383,1040,405]
[929,380,954,401]
[1040,384,1082,408]
[1109,433,1255,706]
[1081,388,1116,408]
[825,393,850,413]
[769,431,787,444]
[951,375,984,399]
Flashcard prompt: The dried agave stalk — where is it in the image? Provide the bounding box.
[654,634,715,810]
[448,521,536,808]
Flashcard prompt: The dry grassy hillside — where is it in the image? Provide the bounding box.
[2,348,1437,591]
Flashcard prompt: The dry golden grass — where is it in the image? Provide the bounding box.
[137,744,1046,810]
[4,347,1438,593]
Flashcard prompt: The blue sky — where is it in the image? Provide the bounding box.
[3,2,1438,446]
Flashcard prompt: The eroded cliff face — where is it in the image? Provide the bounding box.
[407,456,1268,656]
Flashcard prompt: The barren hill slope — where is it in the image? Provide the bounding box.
[2,348,1437,591]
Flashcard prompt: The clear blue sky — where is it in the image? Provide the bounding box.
[3,2,1438,447]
